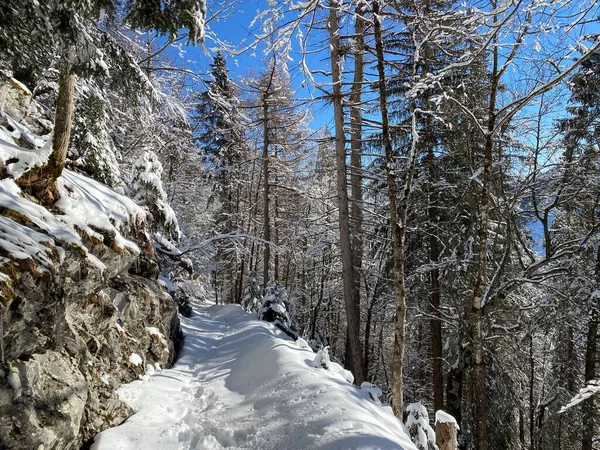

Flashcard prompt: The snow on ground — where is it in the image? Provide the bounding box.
[92,301,417,450]
[0,168,144,277]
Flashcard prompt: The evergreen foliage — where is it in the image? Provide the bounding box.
[405,403,438,450]
[259,281,293,329]
[70,82,122,188]
[194,51,246,302]
[130,149,180,239]
[242,272,263,314]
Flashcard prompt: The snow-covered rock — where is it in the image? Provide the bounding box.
[0,74,181,450]
[0,71,32,121]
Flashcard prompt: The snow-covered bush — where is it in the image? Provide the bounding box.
[295,337,312,351]
[312,346,332,370]
[153,234,194,281]
[405,403,438,450]
[312,346,354,384]
[130,149,180,240]
[242,271,262,313]
[360,382,383,405]
[259,281,293,328]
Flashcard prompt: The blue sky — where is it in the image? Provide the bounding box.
[152,0,599,255]
[155,1,335,132]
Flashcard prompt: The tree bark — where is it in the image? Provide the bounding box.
[582,247,599,450]
[19,61,75,194]
[373,0,418,417]
[427,140,444,413]
[436,420,458,450]
[329,0,365,385]
[446,353,464,425]
[261,63,278,291]
[262,89,271,290]
[350,1,366,377]
[529,333,536,450]
[468,12,499,447]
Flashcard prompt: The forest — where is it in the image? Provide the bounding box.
[0,0,599,449]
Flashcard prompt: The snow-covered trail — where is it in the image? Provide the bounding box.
[92,302,416,450]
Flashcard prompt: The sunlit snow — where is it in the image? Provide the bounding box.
[92,301,417,450]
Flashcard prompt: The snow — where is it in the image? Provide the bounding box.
[312,346,354,384]
[405,403,437,450]
[0,215,57,270]
[0,180,85,273]
[3,114,44,148]
[92,301,417,450]
[0,129,53,179]
[559,380,600,412]
[8,367,22,398]
[0,168,145,279]
[435,410,459,429]
[360,382,383,406]
[56,170,145,254]
[0,99,146,286]
[129,353,143,366]
[146,326,169,350]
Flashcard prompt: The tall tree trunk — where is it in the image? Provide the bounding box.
[311,252,328,340]
[519,407,526,449]
[261,64,277,291]
[566,325,575,392]
[274,195,280,281]
[49,67,76,176]
[446,352,464,425]
[373,0,419,417]
[582,247,599,450]
[469,9,500,445]
[529,333,536,450]
[350,1,366,377]
[262,91,271,290]
[364,276,381,377]
[328,0,365,385]
[582,316,597,450]
[469,104,494,450]
[427,141,444,413]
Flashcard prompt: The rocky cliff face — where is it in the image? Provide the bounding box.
[0,74,182,450]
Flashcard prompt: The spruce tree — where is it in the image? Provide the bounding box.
[130,149,180,239]
[195,51,246,303]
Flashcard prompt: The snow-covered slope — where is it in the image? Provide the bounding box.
[92,302,417,450]
[0,86,146,295]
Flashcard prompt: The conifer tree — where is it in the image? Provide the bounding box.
[70,81,122,188]
[131,149,180,239]
[259,281,293,329]
[195,51,247,302]
[0,0,206,196]
[242,271,263,314]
